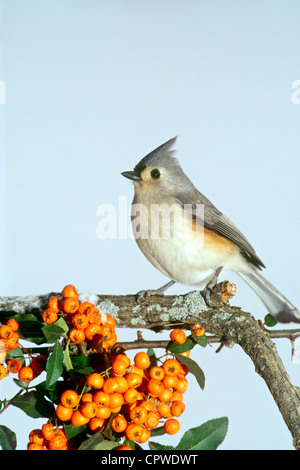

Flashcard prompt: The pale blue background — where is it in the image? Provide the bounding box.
[1,0,300,450]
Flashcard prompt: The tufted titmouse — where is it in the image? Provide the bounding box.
[122,137,300,323]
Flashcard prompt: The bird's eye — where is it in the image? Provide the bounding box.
[150,169,160,179]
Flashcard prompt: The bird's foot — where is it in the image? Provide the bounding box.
[136,280,175,304]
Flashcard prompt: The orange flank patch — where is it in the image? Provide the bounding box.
[203,227,238,254]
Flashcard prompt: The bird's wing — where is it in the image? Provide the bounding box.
[175,187,265,270]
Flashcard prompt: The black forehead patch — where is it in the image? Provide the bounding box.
[134,161,147,176]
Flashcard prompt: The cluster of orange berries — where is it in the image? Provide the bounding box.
[0,318,29,382]
[42,284,117,351]
[27,347,191,450]
[27,425,69,450]
[0,317,52,384]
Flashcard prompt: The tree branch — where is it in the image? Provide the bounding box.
[1,281,300,449]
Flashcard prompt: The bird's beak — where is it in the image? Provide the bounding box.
[121,171,141,182]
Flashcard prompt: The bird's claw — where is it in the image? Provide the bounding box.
[200,286,213,306]
[136,289,165,304]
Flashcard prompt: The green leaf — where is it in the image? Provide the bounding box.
[71,355,94,375]
[35,380,65,404]
[64,340,76,380]
[192,333,208,348]
[16,314,46,344]
[167,336,196,354]
[147,348,157,369]
[0,425,17,450]
[148,441,175,450]
[176,417,228,450]
[6,346,25,364]
[46,340,64,387]
[78,431,120,450]
[11,391,54,418]
[64,424,86,441]
[264,314,277,327]
[174,353,205,390]
[148,425,165,437]
[42,319,68,343]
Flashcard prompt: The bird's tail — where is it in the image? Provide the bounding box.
[237,270,300,323]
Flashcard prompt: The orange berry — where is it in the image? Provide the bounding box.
[127,365,144,377]
[163,358,181,376]
[89,417,105,432]
[158,387,173,403]
[48,296,62,313]
[102,334,117,350]
[27,443,44,450]
[62,297,80,314]
[175,376,188,393]
[84,323,102,340]
[103,377,119,394]
[147,378,164,397]
[93,391,111,407]
[0,352,6,366]
[0,364,7,380]
[134,351,151,370]
[125,423,144,442]
[6,359,22,374]
[0,325,13,339]
[6,318,19,332]
[126,372,143,389]
[42,423,55,441]
[140,400,155,412]
[101,324,115,338]
[56,403,73,422]
[156,402,172,418]
[42,308,58,324]
[80,402,98,419]
[78,301,94,314]
[123,388,139,404]
[69,328,85,344]
[5,332,19,351]
[109,392,124,409]
[191,323,205,337]
[117,445,133,450]
[95,405,111,420]
[162,374,179,389]
[81,392,93,403]
[170,328,187,345]
[18,366,34,383]
[105,314,116,327]
[111,415,128,433]
[112,358,128,376]
[29,429,44,445]
[130,405,148,425]
[48,433,68,450]
[170,328,186,344]
[171,400,185,417]
[112,354,131,368]
[164,418,180,435]
[144,410,160,429]
[72,313,88,330]
[85,306,102,324]
[71,409,90,427]
[170,391,184,402]
[60,389,80,409]
[86,372,104,390]
[138,426,151,444]
[62,284,79,299]
[149,366,165,381]
[114,376,129,394]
